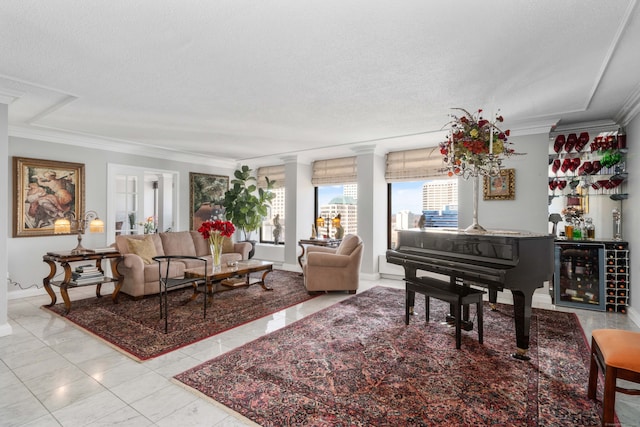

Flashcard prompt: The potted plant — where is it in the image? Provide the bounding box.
[222,165,276,258]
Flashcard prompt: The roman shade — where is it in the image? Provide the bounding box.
[257,165,285,189]
[385,147,445,182]
[312,157,357,185]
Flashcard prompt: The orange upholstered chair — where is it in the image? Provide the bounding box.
[587,329,640,426]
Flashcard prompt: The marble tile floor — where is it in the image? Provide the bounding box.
[2,277,639,427]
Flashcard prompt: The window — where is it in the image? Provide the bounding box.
[312,157,358,239]
[386,147,458,248]
[389,179,458,248]
[257,165,285,244]
[316,184,358,238]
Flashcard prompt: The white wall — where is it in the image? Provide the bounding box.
[0,103,11,337]
[458,133,550,234]
[623,113,639,326]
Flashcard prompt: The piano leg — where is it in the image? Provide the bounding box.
[488,289,498,311]
[510,289,533,361]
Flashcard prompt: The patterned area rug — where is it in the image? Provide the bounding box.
[44,270,318,361]
[175,286,604,426]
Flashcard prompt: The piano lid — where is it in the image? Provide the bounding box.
[394,228,553,267]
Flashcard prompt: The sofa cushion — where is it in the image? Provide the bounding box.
[222,237,235,253]
[160,231,197,256]
[127,235,157,264]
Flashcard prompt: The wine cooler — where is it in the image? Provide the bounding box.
[554,241,629,312]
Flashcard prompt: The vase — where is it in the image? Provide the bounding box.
[464,172,487,233]
[210,243,222,271]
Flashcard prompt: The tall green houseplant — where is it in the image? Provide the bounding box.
[222,165,276,242]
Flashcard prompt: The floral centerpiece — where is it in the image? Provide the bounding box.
[439,108,515,178]
[198,219,235,269]
[439,108,520,233]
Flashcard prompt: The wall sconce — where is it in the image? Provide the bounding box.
[54,210,105,253]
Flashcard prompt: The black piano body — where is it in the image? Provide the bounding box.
[386,228,554,359]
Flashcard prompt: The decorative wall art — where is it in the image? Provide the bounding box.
[13,157,85,237]
[189,172,229,231]
[483,168,515,200]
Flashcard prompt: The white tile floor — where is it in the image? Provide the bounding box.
[2,277,639,427]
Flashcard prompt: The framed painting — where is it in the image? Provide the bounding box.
[13,157,85,237]
[483,168,515,200]
[189,172,229,230]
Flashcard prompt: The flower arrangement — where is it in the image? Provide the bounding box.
[440,108,515,177]
[141,216,155,234]
[198,219,236,267]
[198,219,236,246]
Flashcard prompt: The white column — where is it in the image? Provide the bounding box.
[0,101,13,336]
[353,145,386,278]
[282,155,313,271]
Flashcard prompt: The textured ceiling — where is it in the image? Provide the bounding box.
[2,0,640,167]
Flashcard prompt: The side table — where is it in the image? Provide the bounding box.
[297,238,341,271]
[43,250,124,314]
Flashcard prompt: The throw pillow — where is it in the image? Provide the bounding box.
[221,236,235,254]
[127,235,157,264]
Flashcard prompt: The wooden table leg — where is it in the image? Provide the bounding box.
[259,267,274,291]
[43,259,57,307]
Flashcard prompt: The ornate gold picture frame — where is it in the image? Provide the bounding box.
[189,172,229,231]
[483,168,515,200]
[13,157,85,237]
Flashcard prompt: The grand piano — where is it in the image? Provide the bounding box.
[386,228,554,360]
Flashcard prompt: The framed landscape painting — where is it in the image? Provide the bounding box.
[483,168,515,200]
[13,157,85,237]
[189,172,229,231]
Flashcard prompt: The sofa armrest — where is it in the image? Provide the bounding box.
[233,242,252,260]
[306,245,338,255]
[307,252,351,268]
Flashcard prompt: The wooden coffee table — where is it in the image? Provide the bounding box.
[184,260,274,294]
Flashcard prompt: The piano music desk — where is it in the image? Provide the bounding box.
[405,276,485,349]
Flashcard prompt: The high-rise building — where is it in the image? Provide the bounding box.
[423,180,458,211]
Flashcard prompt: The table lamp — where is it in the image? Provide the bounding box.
[54,210,105,254]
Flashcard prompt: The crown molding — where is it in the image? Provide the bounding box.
[8,125,235,169]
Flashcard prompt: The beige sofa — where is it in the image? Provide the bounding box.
[111,231,251,298]
[302,234,363,293]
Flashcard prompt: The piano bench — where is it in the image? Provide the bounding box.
[405,277,486,349]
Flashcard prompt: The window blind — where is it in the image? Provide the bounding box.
[385,147,445,182]
[257,165,285,189]
[312,156,357,185]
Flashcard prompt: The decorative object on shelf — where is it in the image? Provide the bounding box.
[198,219,235,271]
[310,224,317,239]
[53,210,105,254]
[439,108,520,232]
[612,208,622,241]
[128,212,136,232]
[13,157,85,238]
[223,165,276,258]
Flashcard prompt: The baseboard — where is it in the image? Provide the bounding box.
[0,322,13,337]
[8,287,47,300]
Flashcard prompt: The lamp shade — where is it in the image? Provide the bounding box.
[316,217,325,228]
[54,218,71,234]
[89,218,105,233]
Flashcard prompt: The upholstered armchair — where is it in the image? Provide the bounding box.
[303,234,363,293]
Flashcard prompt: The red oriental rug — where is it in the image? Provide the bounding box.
[44,270,318,361]
[175,286,605,426]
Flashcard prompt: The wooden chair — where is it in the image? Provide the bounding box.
[152,255,208,333]
[587,329,640,426]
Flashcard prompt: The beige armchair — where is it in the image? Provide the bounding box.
[303,234,363,293]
